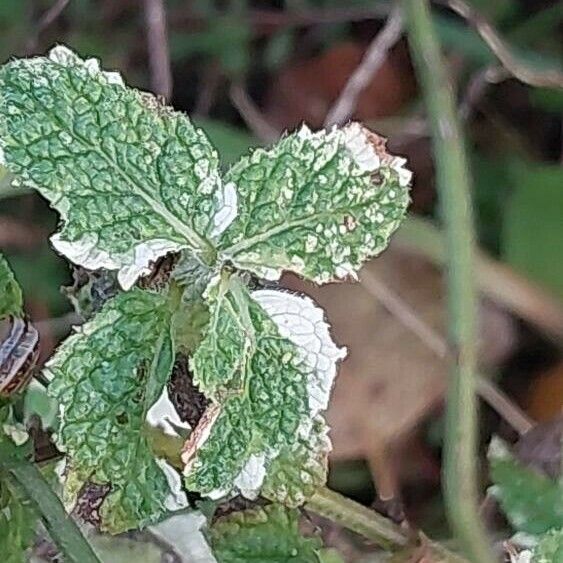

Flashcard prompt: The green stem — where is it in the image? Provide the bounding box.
[402,2,495,562]
[307,487,408,551]
[307,488,468,562]
[0,442,100,563]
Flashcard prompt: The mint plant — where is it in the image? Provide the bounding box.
[0,45,410,554]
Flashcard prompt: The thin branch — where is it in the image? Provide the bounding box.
[229,82,280,143]
[143,0,173,101]
[442,0,563,89]
[26,0,70,53]
[324,5,404,127]
[403,1,495,561]
[360,269,534,436]
[395,217,563,346]
[0,441,100,563]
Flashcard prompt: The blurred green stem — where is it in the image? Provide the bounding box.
[0,440,100,563]
[402,1,495,562]
[308,488,468,562]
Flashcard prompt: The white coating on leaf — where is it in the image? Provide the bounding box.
[251,289,347,415]
[49,45,125,86]
[231,453,268,500]
[210,181,238,238]
[341,122,381,172]
[155,458,189,511]
[146,388,191,436]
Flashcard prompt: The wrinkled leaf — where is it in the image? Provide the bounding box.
[488,437,563,536]
[0,254,23,317]
[209,504,335,563]
[183,279,345,501]
[0,46,230,290]
[219,123,410,284]
[46,289,187,533]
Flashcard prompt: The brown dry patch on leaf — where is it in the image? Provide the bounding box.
[265,42,416,130]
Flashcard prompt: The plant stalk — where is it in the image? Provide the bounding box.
[0,441,100,563]
[402,1,495,561]
[307,487,468,562]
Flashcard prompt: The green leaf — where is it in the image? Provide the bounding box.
[488,437,563,536]
[261,415,331,507]
[503,164,563,300]
[0,253,23,317]
[0,478,36,563]
[0,45,232,290]
[533,528,563,562]
[209,504,333,563]
[46,289,188,533]
[218,123,410,284]
[183,278,345,501]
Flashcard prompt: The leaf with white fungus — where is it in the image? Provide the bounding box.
[183,279,345,501]
[46,289,188,533]
[0,46,234,289]
[533,528,563,562]
[218,123,411,283]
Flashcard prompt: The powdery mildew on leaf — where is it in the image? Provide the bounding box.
[182,279,344,502]
[218,122,411,283]
[0,45,233,289]
[46,289,188,533]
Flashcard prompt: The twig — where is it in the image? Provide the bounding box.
[229,82,280,143]
[459,65,508,121]
[441,0,563,89]
[360,269,534,436]
[143,0,173,101]
[403,1,495,561]
[324,5,404,127]
[0,440,100,563]
[26,0,70,53]
[395,217,563,346]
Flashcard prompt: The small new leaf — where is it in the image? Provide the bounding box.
[46,289,187,533]
[0,254,23,317]
[209,504,338,563]
[488,437,563,536]
[219,123,411,283]
[183,280,345,501]
[0,46,231,289]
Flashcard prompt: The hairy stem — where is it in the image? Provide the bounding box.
[402,1,495,562]
[0,441,100,563]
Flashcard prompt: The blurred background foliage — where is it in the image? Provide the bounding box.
[1,0,562,559]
